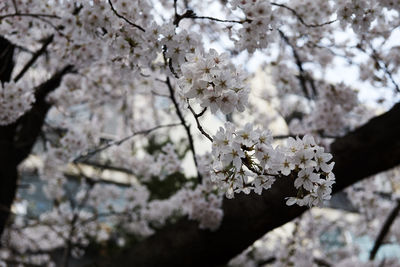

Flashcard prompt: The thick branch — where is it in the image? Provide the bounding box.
[14,65,74,164]
[107,102,400,267]
[0,36,17,237]
[331,102,400,192]
[0,64,73,237]
[13,35,54,82]
[0,36,15,83]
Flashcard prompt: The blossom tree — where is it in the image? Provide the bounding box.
[0,0,400,266]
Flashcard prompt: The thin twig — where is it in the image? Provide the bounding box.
[11,0,18,13]
[279,30,317,99]
[79,160,134,175]
[356,44,400,93]
[0,12,66,37]
[371,48,400,93]
[62,165,94,267]
[174,9,247,26]
[190,15,248,24]
[187,103,213,142]
[271,2,337,28]
[273,134,300,139]
[151,90,170,98]
[273,133,339,139]
[0,13,60,21]
[107,0,145,32]
[173,0,178,20]
[166,77,202,183]
[369,199,400,260]
[73,123,181,163]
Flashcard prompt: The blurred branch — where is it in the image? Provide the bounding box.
[73,122,181,163]
[278,30,317,99]
[62,165,94,267]
[13,35,54,82]
[369,199,400,260]
[371,48,400,93]
[271,2,337,28]
[107,0,145,32]
[0,12,60,21]
[14,65,75,164]
[357,44,400,93]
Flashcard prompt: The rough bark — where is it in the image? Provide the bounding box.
[0,36,17,238]
[108,102,400,267]
[0,35,73,236]
[0,36,14,83]
[14,65,74,165]
[0,125,18,242]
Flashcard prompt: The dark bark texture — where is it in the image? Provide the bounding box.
[106,102,400,267]
[0,36,72,237]
[0,36,18,237]
[2,36,400,267]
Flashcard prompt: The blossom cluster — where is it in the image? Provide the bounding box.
[2,175,223,266]
[230,0,277,53]
[138,182,223,231]
[40,126,98,200]
[290,82,359,135]
[107,140,182,182]
[185,181,224,230]
[159,23,203,70]
[211,123,335,207]
[178,49,249,114]
[334,0,400,34]
[153,143,182,180]
[2,0,398,265]
[335,0,376,33]
[0,81,35,125]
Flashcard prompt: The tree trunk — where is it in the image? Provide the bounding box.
[0,36,73,237]
[0,36,18,237]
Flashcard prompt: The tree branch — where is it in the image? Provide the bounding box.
[0,64,73,236]
[105,102,400,267]
[0,36,17,237]
[166,77,203,182]
[0,12,60,21]
[356,44,400,93]
[107,0,145,32]
[73,122,182,163]
[14,65,75,164]
[369,199,400,260]
[271,2,337,28]
[187,103,213,142]
[278,30,317,99]
[173,9,248,27]
[13,35,54,82]
[0,36,15,83]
